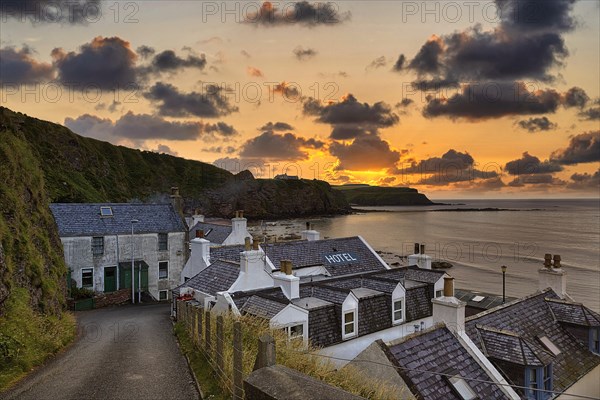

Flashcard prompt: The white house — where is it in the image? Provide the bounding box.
[50,203,187,301]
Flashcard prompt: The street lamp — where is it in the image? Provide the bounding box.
[501,265,507,304]
[131,219,139,304]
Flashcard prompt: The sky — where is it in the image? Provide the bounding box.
[1,0,599,198]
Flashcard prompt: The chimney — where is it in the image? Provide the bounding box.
[274,260,300,300]
[225,210,250,246]
[408,242,432,270]
[539,254,567,298]
[228,241,272,292]
[170,186,184,217]
[432,277,466,332]
[184,235,211,279]
[244,237,251,251]
[300,221,320,241]
[192,212,205,227]
[196,229,204,238]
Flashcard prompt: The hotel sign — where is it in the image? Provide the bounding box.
[323,252,358,264]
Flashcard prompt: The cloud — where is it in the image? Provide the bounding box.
[52,36,138,90]
[550,131,600,165]
[153,144,179,156]
[203,146,237,154]
[567,170,600,190]
[579,107,600,121]
[508,173,565,187]
[399,0,576,88]
[516,116,557,132]
[422,82,582,120]
[0,45,54,84]
[239,131,324,161]
[245,1,350,27]
[136,45,155,59]
[366,56,387,71]
[293,46,317,61]
[143,50,207,75]
[504,152,563,175]
[392,54,406,72]
[329,134,400,171]
[563,87,589,109]
[65,112,238,145]
[303,94,399,139]
[1,0,101,24]
[199,36,224,46]
[246,66,264,77]
[271,82,302,101]
[240,50,252,58]
[144,82,239,118]
[258,122,295,131]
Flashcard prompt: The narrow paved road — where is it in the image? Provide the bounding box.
[2,304,199,400]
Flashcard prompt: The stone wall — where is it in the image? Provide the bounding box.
[94,289,131,308]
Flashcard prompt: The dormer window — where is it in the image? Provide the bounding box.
[343,310,357,338]
[525,365,553,400]
[591,328,600,354]
[392,298,404,324]
[100,206,113,217]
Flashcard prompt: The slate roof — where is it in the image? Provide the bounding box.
[239,295,287,319]
[263,236,388,276]
[466,290,600,393]
[546,298,600,327]
[476,326,554,366]
[386,325,509,400]
[180,260,240,296]
[210,245,246,263]
[455,289,517,311]
[50,203,186,237]
[190,221,232,245]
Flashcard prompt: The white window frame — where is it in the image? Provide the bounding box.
[343,310,357,339]
[284,324,304,341]
[158,261,169,280]
[435,289,444,298]
[81,268,94,289]
[392,298,405,324]
[159,290,168,301]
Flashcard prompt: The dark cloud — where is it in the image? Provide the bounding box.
[366,56,387,71]
[1,0,101,24]
[504,152,563,175]
[245,1,350,27]
[396,98,414,108]
[303,94,399,139]
[399,0,576,88]
[52,36,138,90]
[550,131,600,165]
[516,116,557,132]
[271,82,302,101]
[508,174,565,187]
[258,122,295,131]
[239,131,324,161]
[293,46,317,61]
[422,82,582,120]
[136,45,155,59]
[329,134,400,171]
[0,45,54,84]
[563,87,589,108]
[567,170,600,190]
[392,54,406,72]
[144,82,239,118]
[403,149,474,173]
[144,50,207,75]
[579,107,600,121]
[203,121,238,136]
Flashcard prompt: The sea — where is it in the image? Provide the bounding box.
[250,199,600,312]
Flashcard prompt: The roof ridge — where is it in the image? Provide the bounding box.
[466,289,554,322]
[544,297,583,306]
[387,322,447,347]
[476,324,521,337]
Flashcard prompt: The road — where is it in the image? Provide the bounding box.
[2,304,199,400]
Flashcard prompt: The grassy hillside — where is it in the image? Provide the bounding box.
[333,184,435,206]
[0,120,76,389]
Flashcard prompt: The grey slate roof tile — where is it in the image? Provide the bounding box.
[50,203,186,236]
[546,298,600,327]
[210,245,245,262]
[466,290,600,393]
[180,260,240,296]
[190,221,232,245]
[240,295,287,319]
[388,326,509,400]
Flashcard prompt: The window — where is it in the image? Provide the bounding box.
[591,328,600,354]
[538,336,561,356]
[448,376,477,400]
[158,233,168,251]
[159,262,169,280]
[82,268,94,288]
[472,295,485,302]
[393,299,404,324]
[283,324,304,341]
[343,311,356,338]
[159,290,168,301]
[100,206,113,217]
[91,237,104,256]
[436,290,443,298]
[525,366,553,400]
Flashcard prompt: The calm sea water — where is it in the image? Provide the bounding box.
[253,199,600,312]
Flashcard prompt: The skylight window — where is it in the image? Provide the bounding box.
[472,295,485,302]
[100,206,113,217]
[448,376,477,400]
[538,336,561,356]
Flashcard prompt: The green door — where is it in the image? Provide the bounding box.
[119,263,149,291]
[104,267,116,293]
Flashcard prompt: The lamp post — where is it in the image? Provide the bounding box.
[131,219,139,304]
[501,265,507,304]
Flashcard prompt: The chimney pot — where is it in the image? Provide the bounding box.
[252,240,259,251]
[553,254,561,268]
[414,243,420,254]
[171,186,180,196]
[239,210,244,218]
[196,229,204,238]
[443,277,455,297]
[244,237,251,251]
[306,222,311,230]
[420,244,426,255]
[544,253,552,268]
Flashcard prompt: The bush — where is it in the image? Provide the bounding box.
[71,287,95,300]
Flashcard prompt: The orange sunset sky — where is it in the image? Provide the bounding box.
[1,0,599,198]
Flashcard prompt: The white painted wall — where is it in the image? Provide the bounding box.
[222,217,252,246]
[181,237,210,283]
[270,305,309,345]
[228,248,274,292]
[60,231,186,300]
[318,316,434,367]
